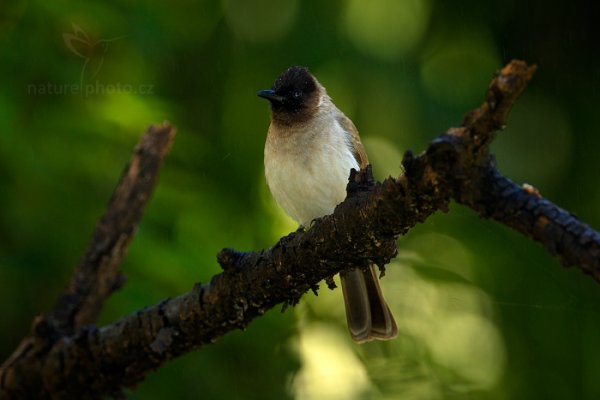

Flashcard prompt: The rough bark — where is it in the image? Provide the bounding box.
[1,60,599,399]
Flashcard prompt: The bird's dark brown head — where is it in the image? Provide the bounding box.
[258,66,319,124]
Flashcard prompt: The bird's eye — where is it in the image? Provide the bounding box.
[292,90,302,99]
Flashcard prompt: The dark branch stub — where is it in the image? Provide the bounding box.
[49,122,176,335]
[0,123,176,399]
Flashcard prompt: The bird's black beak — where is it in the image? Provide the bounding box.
[257,89,286,104]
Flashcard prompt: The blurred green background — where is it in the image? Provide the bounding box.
[2,0,600,399]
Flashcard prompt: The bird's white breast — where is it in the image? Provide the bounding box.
[264,115,359,227]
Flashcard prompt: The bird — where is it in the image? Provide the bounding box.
[258,66,397,343]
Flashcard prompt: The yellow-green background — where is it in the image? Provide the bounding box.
[2,0,600,399]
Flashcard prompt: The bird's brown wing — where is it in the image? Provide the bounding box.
[336,112,369,169]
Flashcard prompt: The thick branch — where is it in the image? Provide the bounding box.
[2,61,600,398]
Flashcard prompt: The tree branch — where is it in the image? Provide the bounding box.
[2,60,599,398]
[50,122,177,335]
[458,168,600,280]
[0,122,176,399]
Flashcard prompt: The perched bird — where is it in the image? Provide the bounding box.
[258,66,397,343]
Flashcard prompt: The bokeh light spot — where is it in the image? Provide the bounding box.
[492,93,572,191]
[429,314,506,391]
[344,0,431,59]
[292,324,371,400]
[420,29,500,106]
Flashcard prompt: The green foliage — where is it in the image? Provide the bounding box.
[1,0,600,398]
